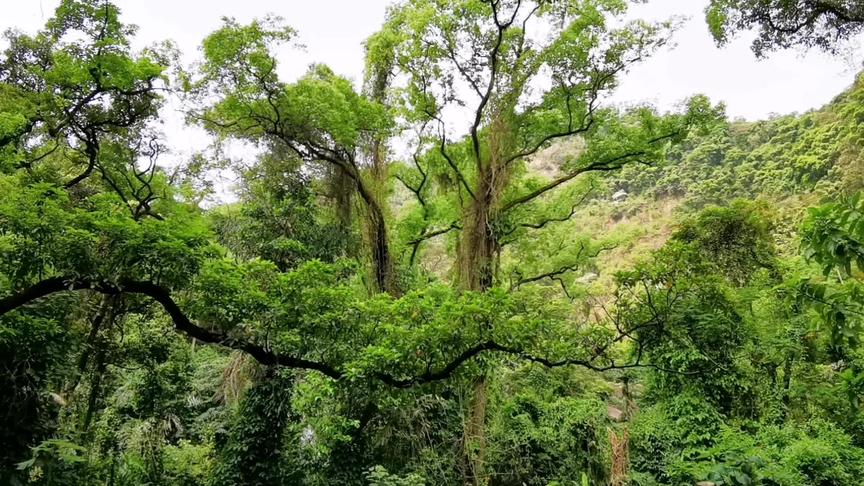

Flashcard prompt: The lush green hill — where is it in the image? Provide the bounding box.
[616,74,864,205]
[574,75,864,290]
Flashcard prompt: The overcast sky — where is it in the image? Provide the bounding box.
[3,0,860,119]
[1,0,860,199]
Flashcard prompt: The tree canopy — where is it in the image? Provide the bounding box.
[0,1,862,485]
[707,0,864,55]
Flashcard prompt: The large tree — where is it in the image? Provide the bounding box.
[0,0,719,395]
[0,0,182,470]
[188,19,398,294]
[366,0,719,481]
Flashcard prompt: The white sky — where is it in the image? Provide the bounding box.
[1,0,860,198]
[3,0,858,119]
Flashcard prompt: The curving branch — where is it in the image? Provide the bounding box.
[0,277,343,379]
[1,274,679,389]
[502,33,651,170]
[376,337,694,388]
[755,1,864,36]
[64,130,99,188]
[408,222,463,245]
[406,221,462,266]
[501,183,596,242]
[509,243,617,291]
[394,142,429,208]
[428,113,477,201]
[501,130,681,213]
[468,0,522,167]
[500,151,646,213]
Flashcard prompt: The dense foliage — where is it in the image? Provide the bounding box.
[706,0,864,55]
[1,1,863,485]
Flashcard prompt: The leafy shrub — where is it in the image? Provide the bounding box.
[365,466,426,486]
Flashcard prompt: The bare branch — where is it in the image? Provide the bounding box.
[468,0,521,167]
[501,151,645,212]
[377,337,696,389]
[429,114,477,200]
[502,128,680,212]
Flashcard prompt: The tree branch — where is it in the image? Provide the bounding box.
[0,277,343,379]
[501,128,680,212]
[509,243,616,291]
[408,222,463,245]
[430,114,477,201]
[376,337,693,388]
[468,0,519,167]
[500,151,644,212]
[501,183,596,240]
[0,274,678,389]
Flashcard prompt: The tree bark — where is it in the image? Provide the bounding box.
[458,167,505,485]
[81,296,122,433]
[357,180,397,296]
[465,375,489,485]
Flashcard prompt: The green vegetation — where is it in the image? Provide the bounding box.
[1,1,863,485]
[706,0,864,55]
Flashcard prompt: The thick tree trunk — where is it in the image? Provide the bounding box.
[82,347,107,433]
[363,56,396,296]
[330,165,354,229]
[465,375,490,485]
[357,180,397,296]
[367,204,395,295]
[458,175,499,486]
[332,159,397,296]
[457,177,498,292]
[610,428,630,486]
[456,113,514,485]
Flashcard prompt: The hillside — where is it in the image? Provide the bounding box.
[592,74,864,280]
